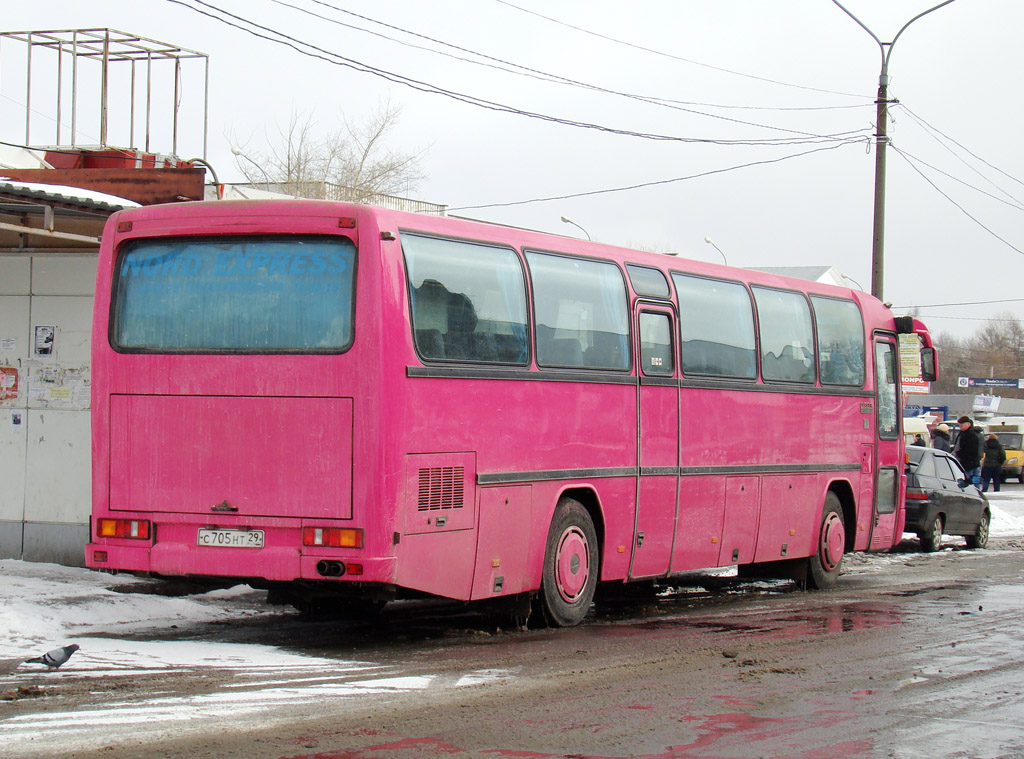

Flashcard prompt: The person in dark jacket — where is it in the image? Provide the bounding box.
[954,416,983,483]
[932,423,952,452]
[981,434,1006,492]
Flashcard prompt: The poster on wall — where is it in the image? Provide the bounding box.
[0,366,18,401]
[34,325,55,357]
[10,409,23,434]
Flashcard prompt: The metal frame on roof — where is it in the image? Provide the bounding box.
[0,28,209,159]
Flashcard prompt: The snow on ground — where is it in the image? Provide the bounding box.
[0,493,1021,755]
[2,497,1022,671]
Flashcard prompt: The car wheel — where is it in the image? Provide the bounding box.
[965,511,990,549]
[538,498,599,627]
[919,515,943,553]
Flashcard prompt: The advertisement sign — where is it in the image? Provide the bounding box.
[957,377,1024,389]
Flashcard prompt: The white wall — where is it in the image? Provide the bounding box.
[0,255,96,565]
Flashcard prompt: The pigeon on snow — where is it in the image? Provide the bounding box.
[25,644,80,670]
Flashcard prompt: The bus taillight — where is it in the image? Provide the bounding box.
[97,518,151,539]
[303,527,364,548]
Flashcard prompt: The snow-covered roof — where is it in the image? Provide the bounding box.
[747,265,847,288]
[0,178,140,212]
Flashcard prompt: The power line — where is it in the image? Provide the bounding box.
[894,146,1024,213]
[895,103,1024,208]
[896,103,1024,193]
[166,0,871,148]
[491,0,869,100]
[893,298,1024,309]
[448,142,851,211]
[291,0,871,117]
[891,146,1024,258]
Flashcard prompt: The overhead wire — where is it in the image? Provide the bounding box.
[291,0,871,115]
[895,103,1024,206]
[166,0,871,148]
[491,0,869,100]
[891,147,1024,258]
[448,142,851,211]
[893,146,1024,213]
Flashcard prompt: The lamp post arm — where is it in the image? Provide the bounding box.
[830,0,959,299]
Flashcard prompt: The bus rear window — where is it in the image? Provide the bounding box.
[111,236,356,353]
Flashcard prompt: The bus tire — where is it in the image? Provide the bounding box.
[807,493,845,590]
[539,498,599,627]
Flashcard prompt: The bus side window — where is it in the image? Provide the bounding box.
[403,235,529,365]
[812,296,865,387]
[672,273,757,379]
[527,251,630,371]
[753,287,815,384]
[639,312,674,376]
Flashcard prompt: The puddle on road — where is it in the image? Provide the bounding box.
[622,602,905,641]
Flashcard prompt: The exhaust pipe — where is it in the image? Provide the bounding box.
[316,560,345,577]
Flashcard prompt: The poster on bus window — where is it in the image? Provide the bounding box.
[898,333,929,394]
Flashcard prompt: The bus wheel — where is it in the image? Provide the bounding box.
[807,493,845,590]
[539,499,599,627]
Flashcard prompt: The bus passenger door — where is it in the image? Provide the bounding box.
[630,307,680,579]
[870,337,901,549]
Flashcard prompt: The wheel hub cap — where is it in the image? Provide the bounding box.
[820,513,845,572]
[555,527,590,603]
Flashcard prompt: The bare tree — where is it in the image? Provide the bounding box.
[931,313,1024,398]
[232,101,426,202]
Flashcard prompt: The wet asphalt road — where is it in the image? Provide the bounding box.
[4,504,1024,758]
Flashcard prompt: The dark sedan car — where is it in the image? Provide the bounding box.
[905,446,991,552]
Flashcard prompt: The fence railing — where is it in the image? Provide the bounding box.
[224,181,447,215]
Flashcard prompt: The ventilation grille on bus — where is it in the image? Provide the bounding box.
[417,466,465,511]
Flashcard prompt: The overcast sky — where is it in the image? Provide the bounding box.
[2,1,1022,342]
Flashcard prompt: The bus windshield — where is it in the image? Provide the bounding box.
[111,236,356,353]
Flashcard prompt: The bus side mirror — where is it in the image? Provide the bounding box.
[921,347,938,382]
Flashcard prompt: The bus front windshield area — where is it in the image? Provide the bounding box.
[112,236,356,352]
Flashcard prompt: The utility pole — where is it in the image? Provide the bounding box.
[831,0,957,301]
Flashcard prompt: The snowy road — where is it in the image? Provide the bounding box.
[3,490,1024,758]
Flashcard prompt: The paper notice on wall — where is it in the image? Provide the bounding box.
[1,338,15,352]
[34,325,55,357]
[0,366,17,401]
[10,409,23,434]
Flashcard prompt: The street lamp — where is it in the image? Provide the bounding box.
[560,216,591,241]
[840,272,864,290]
[231,147,274,192]
[703,236,728,265]
[831,0,957,300]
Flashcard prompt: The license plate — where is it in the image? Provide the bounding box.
[197,529,264,548]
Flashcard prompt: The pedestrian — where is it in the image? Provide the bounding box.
[911,434,927,447]
[932,423,952,452]
[981,434,1006,492]
[954,416,983,485]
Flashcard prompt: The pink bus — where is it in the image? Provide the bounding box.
[86,200,937,626]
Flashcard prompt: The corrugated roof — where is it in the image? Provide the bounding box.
[0,178,139,212]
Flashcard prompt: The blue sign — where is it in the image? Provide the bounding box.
[958,377,1023,389]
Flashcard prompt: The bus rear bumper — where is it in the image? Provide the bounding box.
[86,542,397,584]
